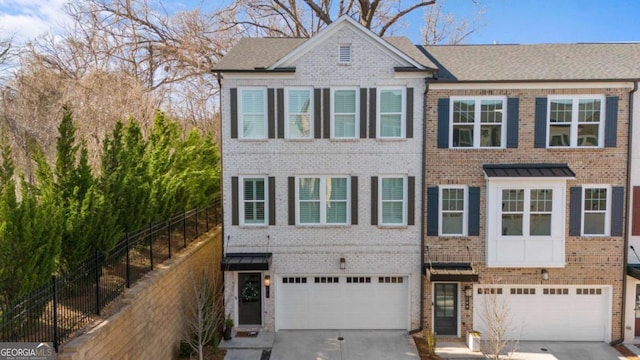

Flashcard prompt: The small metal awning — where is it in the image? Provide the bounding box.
[628,265,640,280]
[483,163,575,178]
[424,263,479,282]
[222,253,272,271]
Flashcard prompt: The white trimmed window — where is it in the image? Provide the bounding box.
[379,176,407,226]
[486,179,566,267]
[240,177,267,225]
[548,95,604,147]
[582,185,611,236]
[286,88,313,139]
[439,186,467,236]
[331,88,359,138]
[297,176,349,225]
[239,88,267,139]
[451,96,506,148]
[378,88,405,138]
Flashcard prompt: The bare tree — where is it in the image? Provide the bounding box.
[475,279,519,360]
[422,0,484,44]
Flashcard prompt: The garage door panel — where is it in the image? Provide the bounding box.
[473,286,610,341]
[277,275,408,330]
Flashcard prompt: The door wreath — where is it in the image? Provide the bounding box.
[241,281,259,301]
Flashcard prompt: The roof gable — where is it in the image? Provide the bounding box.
[268,15,432,71]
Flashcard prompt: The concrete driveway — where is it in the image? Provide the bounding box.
[507,342,626,360]
[269,330,420,360]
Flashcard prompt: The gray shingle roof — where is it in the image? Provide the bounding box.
[420,43,640,81]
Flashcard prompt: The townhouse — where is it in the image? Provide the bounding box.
[214,16,431,331]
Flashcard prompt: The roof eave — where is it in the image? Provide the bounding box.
[212,67,296,73]
[394,66,437,73]
[427,78,640,84]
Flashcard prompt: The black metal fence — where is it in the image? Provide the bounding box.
[0,197,222,351]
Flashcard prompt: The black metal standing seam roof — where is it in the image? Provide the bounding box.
[628,265,640,281]
[424,263,479,282]
[221,253,272,271]
[483,163,575,178]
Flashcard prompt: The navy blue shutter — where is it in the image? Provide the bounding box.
[351,176,358,225]
[360,89,368,138]
[268,177,276,225]
[231,177,239,225]
[230,88,238,139]
[314,88,322,139]
[569,186,582,236]
[468,187,480,236]
[371,176,378,225]
[534,97,547,148]
[427,186,439,236]
[611,186,624,236]
[407,176,415,226]
[506,98,519,148]
[406,88,414,139]
[437,98,449,148]
[323,88,330,138]
[369,88,377,138]
[604,96,619,147]
[268,89,275,139]
[276,88,284,138]
[288,177,295,225]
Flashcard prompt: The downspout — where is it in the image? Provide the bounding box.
[411,78,430,335]
[611,80,638,346]
[215,70,225,260]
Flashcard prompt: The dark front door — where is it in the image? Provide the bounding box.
[238,273,262,325]
[434,283,458,336]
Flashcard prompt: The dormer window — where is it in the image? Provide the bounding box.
[339,44,351,64]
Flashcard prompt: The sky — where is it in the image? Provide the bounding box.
[0,0,639,45]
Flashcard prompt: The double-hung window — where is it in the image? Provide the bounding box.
[548,95,604,147]
[380,176,407,225]
[241,177,267,225]
[286,88,313,139]
[501,188,553,236]
[451,97,506,148]
[440,186,467,236]
[378,88,405,138]
[332,88,359,138]
[297,176,349,225]
[240,88,267,139]
[582,186,610,236]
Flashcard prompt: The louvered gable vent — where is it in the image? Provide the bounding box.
[339,44,351,64]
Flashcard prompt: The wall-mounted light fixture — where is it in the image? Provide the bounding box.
[340,257,346,270]
[464,286,472,310]
[541,269,549,281]
[264,275,271,298]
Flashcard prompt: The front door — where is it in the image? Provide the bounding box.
[238,273,262,325]
[434,283,458,336]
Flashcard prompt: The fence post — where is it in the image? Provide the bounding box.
[52,275,59,353]
[95,251,100,315]
[205,205,209,231]
[125,233,131,288]
[195,207,199,238]
[183,211,187,249]
[167,220,172,259]
[149,222,154,271]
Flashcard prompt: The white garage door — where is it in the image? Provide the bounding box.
[473,285,611,341]
[277,275,409,330]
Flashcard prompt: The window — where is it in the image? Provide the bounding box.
[338,44,351,64]
[582,186,611,236]
[240,177,267,225]
[378,88,405,138]
[439,186,467,236]
[286,88,313,139]
[451,97,506,148]
[297,176,349,225]
[380,177,406,225]
[332,89,359,138]
[548,95,604,147]
[240,88,267,139]
[501,188,553,236]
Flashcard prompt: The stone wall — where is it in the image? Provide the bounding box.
[58,228,222,360]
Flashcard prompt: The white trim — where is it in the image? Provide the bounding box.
[269,15,425,70]
[378,175,408,227]
[546,94,605,148]
[331,87,360,139]
[238,176,268,227]
[238,87,268,139]
[438,185,468,236]
[295,175,351,226]
[284,87,314,139]
[449,96,507,149]
[581,184,612,237]
[377,87,406,139]
[428,81,636,90]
